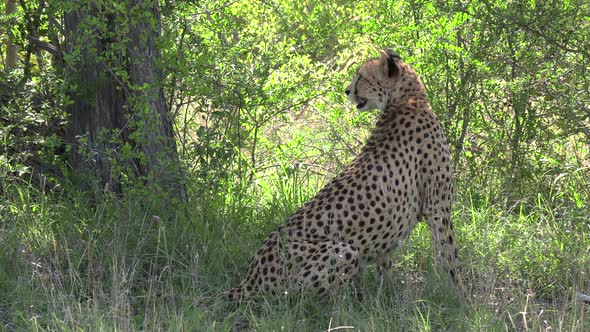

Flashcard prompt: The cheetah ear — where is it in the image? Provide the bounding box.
[379,49,401,79]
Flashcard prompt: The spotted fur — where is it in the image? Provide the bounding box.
[226,49,461,300]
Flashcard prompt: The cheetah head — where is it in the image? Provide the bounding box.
[345,48,402,112]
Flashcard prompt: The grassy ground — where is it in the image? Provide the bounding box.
[1,175,589,331]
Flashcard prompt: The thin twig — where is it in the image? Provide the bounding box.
[324,326,355,332]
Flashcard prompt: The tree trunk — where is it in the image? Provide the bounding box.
[5,0,19,69]
[127,0,184,199]
[64,7,120,192]
[63,1,184,201]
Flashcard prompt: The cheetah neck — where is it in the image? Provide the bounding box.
[387,64,428,107]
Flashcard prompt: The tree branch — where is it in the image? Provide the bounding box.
[26,36,61,57]
[576,292,590,304]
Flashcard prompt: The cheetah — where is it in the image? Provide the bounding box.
[226,48,461,300]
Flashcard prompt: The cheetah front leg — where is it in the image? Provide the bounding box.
[374,254,393,301]
[375,254,393,276]
[427,204,463,289]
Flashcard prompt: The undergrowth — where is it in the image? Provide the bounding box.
[1,170,589,331]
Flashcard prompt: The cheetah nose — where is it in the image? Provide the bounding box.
[345,88,350,95]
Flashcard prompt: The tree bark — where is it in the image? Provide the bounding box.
[127,0,184,199]
[63,5,125,193]
[63,1,184,201]
[5,0,19,69]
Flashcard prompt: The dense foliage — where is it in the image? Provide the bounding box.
[1,0,589,330]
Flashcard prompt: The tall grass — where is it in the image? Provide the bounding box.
[1,166,589,331]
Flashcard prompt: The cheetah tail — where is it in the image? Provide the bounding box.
[221,286,244,302]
